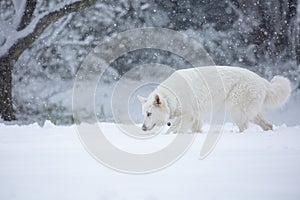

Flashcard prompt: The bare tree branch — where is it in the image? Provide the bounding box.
[12,0,26,29]
[0,0,96,121]
[2,0,96,62]
[17,0,37,31]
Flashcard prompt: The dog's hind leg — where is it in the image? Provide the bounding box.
[232,113,248,132]
[227,84,266,132]
[228,105,249,132]
[252,113,273,131]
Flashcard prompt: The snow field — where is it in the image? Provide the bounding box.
[0,122,300,200]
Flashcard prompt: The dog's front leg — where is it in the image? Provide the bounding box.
[166,115,192,134]
[192,118,203,133]
[166,118,181,134]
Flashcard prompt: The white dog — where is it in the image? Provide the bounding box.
[138,66,291,133]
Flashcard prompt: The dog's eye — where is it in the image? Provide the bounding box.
[147,112,152,117]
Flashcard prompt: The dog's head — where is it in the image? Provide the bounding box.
[138,93,170,131]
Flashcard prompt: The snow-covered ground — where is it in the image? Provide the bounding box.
[1,122,300,200]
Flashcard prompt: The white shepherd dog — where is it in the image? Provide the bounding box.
[138,66,291,133]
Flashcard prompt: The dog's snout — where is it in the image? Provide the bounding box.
[142,124,147,131]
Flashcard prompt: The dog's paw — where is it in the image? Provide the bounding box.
[191,128,203,134]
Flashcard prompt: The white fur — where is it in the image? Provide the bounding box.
[138,66,291,132]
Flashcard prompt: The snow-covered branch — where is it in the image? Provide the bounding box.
[0,0,96,121]
[11,0,27,30]
[0,0,96,58]
[15,0,37,31]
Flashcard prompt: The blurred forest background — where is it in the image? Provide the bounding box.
[0,0,299,125]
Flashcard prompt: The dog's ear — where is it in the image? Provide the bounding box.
[137,95,147,104]
[153,94,162,106]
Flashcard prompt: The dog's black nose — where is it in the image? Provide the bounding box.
[142,124,147,131]
[167,122,171,126]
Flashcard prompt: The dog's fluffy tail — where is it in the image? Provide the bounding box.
[264,76,291,108]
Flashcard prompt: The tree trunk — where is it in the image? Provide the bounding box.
[0,0,96,121]
[0,56,16,121]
